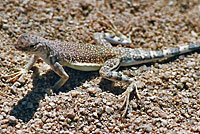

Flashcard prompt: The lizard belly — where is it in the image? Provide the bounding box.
[65,62,102,71]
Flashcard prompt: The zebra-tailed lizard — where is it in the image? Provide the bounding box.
[5,31,200,117]
[3,14,200,117]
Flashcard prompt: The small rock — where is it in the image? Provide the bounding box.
[87,87,97,94]
[197,110,200,116]
[136,81,145,88]
[83,126,89,133]
[59,115,65,121]
[139,65,148,72]
[15,124,21,129]
[143,124,152,132]
[0,129,7,134]
[45,106,52,112]
[131,101,138,109]
[106,101,113,106]
[49,102,55,107]
[105,106,114,114]
[2,24,9,29]
[186,61,195,67]
[180,77,188,83]
[95,98,102,104]
[70,90,80,97]
[82,83,90,88]
[168,1,174,6]
[186,82,192,88]
[16,130,23,134]
[93,112,98,118]
[79,108,87,115]
[114,126,120,132]
[0,114,3,120]
[66,110,76,119]
[191,31,198,37]
[94,128,101,134]
[176,82,184,89]
[182,98,189,104]
[8,116,18,124]
[163,71,170,79]
[96,107,104,115]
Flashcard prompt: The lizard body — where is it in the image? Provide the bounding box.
[9,32,200,117]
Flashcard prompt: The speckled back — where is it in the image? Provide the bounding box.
[46,40,120,64]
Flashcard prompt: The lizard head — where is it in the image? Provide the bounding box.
[15,33,42,53]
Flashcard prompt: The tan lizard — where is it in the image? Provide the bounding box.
[5,30,200,117]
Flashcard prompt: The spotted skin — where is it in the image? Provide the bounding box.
[12,33,200,117]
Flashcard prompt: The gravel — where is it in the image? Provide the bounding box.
[0,0,200,133]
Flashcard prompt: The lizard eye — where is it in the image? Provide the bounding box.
[29,42,40,49]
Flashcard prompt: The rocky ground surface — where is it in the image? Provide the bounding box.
[0,0,200,133]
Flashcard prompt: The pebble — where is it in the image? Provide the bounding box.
[93,112,98,118]
[16,130,23,134]
[180,77,188,83]
[136,81,145,88]
[182,98,189,104]
[105,106,114,114]
[186,62,196,67]
[191,31,198,37]
[59,115,65,121]
[96,107,104,115]
[79,108,87,115]
[197,110,200,116]
[70,90,80,97]
[144,125,153,132]
[87,87,97,94]
[66,110,76,119]
[0,114,3,120]
[139,65,148,72]
[168,1,174,6]
[8,116,18,124]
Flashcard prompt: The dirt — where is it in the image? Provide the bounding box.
[0,0,200,133]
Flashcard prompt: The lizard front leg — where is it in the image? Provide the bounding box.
[50,62,69,90]
[3,55,39,84]
[99,58,140,117]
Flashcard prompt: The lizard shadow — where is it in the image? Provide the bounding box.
[9,66,107,122]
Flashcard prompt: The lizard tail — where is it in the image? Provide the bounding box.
[162,44,200,58]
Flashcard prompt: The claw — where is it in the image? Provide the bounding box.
[118,82,140,118]
[3,69,27,83]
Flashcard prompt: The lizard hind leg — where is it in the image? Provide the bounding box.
[99,58,140,117]
[97,11,132,45]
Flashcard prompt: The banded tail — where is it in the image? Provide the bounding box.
[162,44,200,58]
[120,44,200,66]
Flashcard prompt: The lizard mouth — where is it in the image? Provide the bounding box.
[15,44,30,52]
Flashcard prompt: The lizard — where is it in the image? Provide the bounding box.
[4,31,200,118]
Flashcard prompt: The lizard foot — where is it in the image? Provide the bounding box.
[118,82,140,118]
[3,68,28,83]
[1,68,29,94]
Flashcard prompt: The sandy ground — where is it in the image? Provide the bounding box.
[0,0,200,133]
